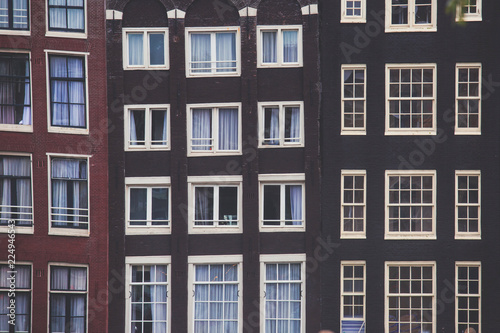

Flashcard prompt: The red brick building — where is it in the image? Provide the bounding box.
[0,0,108,332]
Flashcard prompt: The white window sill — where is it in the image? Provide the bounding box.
[0,225,33,234]
[0,30,30,36]
[48,126,89,135]
[260,225,305,232]
[341,18,366,23]
[186,72,241,78]
[341,234,366,239]
[455,129,481,135]
[385,233,436,240]
[457,16,482,22]
[341,130,366,136]
[125,146,171,152]
[126,226,170,235]
[49,228,89,237]
[385,26,437,33]
[0,125,33,133]
[124,66,169,71]
[188,151,242,157]
[257,63,303,68]
[258,143,304,149]
[455,233,481,240]
[45,31,87,39]
[189,226,242,234]
[385,129,437,136]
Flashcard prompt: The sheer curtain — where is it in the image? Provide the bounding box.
[285,107,300,143]
[129,110,145,146]
[218,108,238,151]
[151,109,167,146]
[0,156,31,226]
[49,0,66,29]
[262,31,277,63]
[283,30,298,63]
[191,34,211,73]
[0,55,30,126]
[67,0,84,31]
[128,33,144,66]
[287,185,302,225]
[195,187,212,225]
[192,109,212,151]
[216,33,236,72]
[0,265,30,330]
[264,108,279,145]
[22,60,31,125]
[152,265,168,333]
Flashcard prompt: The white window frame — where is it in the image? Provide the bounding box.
[341,170,366,239]
[385,170,436,240]
[385,63,437,135]
[341,65,366,135]
[188,255,243,333]
[455,170,481,240]
[455,63,481,135]
[0,50,33,132]
[258,101,305,148]
[341,0,366,23]
[125,177,171,235]
[0,262,32,332]
[259,173,305,232]
[260,253,306,333]
[385,261,436,333]
[124,104,170,151]
[0,0,31,36]
[45,50,89,135]
[187,103,242,156]
[47,153,90,237]
[0,152,33,234]
[455,261,481,333]
[385,0,437,32]
[125,256,171,333]
[48,263,88,333]
[122,28,169,70]
[256,25,303,68]
[185,26,241,77]
[188,175,242,234]
[45,0,87,39]
[341,261,366,331]
[456,0,482,22]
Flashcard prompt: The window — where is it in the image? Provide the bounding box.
[123,28,168,70]
[385,170,436,239]
[258,102,304,147]
[341,65,366,134]
[257,26,302,67]
[341,0,366,23]
[126,257,170,333]
[49,265,87,333]
[0,155,32,230]
[260,254,305,333]
[0,0,29,31]
[386,262,435,333]
[385,0,437,32]
[341,170,366,239]
[49,157,89,235]
[188,176,242,234]
[0,53,31,132]
[457,0,481,21]
[125,105,169,150]
[187,103,241,156]
[385,64,436,135]
[259,174,305,232]
[47,0,85,33]
[341,262,365,333]
[456,64,481,134]
[0,264,31,332]
[456,262,481,333]
[188,256,242,333]
[48,53,87,133]
[186,27,240,77]
[126,177,170,235]
[455,171,480,239]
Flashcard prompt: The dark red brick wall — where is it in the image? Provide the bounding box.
[0,0,109,331]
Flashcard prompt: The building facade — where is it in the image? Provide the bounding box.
[320,0,500,332]
[106,0,320,332]
[0,0,109,331]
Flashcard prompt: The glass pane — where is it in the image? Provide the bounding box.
[194,187,214,223]
[128,33,144,66]
[263,185,281,221]
[219,186,238,224]
[152,188,168,223]
[149,33,165,66]
[151,109,167,145]
[130,188,147,222]
[262,31,277,63]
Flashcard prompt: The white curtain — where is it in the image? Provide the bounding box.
[49,0,66,29]
[218,108,238,151]
[0,156,31,225]
[49,0,83,30]
[129,110,137,145]
[67,0,84,31]
[195,187,212,225]
[129,110,145,146]
[50,294,66,332]
[283,31,298,63]
[288,185,302,225]
[191,34,211,73]
[192,109,212,151]
[216,33,236,72]
[151,109,167,146]
[0,265,30,332]
[285,107,300,143]
[70,296,85,333]
[264,108,279,145]
[128,33,144,66]
[262,31,277,63]
[51,267,86,332]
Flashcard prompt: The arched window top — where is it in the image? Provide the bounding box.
[185,0,240,27]
[123,0,168,28]
[257,0,302,25]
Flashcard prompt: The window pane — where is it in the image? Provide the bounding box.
[130,110,145,145]
[284,107,300,143]
[263,185,280,221]
[219,186,237,224]
[149,33,165,66]
[128,34,144,66]
[285,185,302,225]
[130,188,147,223]
[218,108,238,151]
[264,107,279,145]
[215,32,236,72]
[195,187,214,224]
[192,109,212,150]
[151,109,167,145]
[262,31,277,63]
[152,188,168,223]
[191,34,211,72]
[0,53,31,126]
[283,30,298,63]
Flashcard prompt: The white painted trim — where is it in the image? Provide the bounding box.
[125,258,171,333]
[385,0,437,32]
[455,262,481,333]
[45,0,87,38]
[187,175,242,183]
[186,103,242,156]
[384,170,437,240]
[125,177,171,185]
[385,63,437,136]
[124,104,171,151]
[106,10,123,20]
[340,170,366,239]
[257,101,305,148]
[455,63,482,135]
[260,253,307,262]
[167,9,185,19]
[340,0,366,23]
[45,50,90,135]
[185,27,241,77]
[122,28,170,70]
[258,173,305,182]
[341,64,366,135]
[256,25,303,68]
[239,6,257,17]
[340,261,366,322]
[188,255,243,264]
[47,154,90,237]
[455,170,481,240]
[301,4,318,15]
